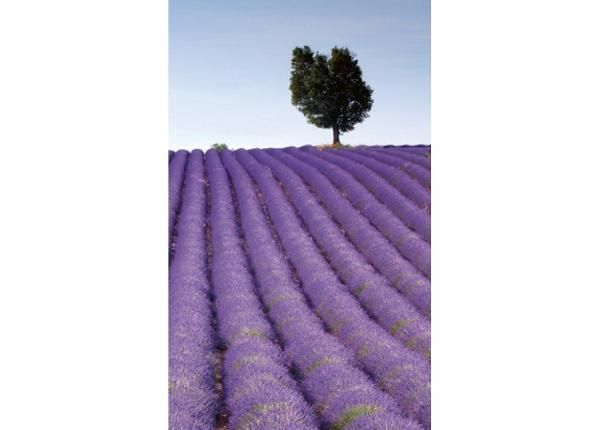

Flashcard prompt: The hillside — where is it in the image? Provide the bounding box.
[169,145,431,430]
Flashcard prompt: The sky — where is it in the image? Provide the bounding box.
[170,0,430,150]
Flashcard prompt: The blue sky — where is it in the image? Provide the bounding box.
[170,0,430,150]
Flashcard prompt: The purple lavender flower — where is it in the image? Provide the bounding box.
[310,148,431,241]
[355,148,430,189]
[235,149,431,429]
[168,149,189,248]
[371,146,431,170]
[250,148,430,356]
[286,147,430,278]
[206,149,319,430]
[260,149,431,318]
[220,150,422,429]
[331,149,430,210]
[169,149,217,430]
[170,145,432,430]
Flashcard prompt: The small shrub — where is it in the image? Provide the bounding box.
[212,142,228,151]
[318,142,353,151]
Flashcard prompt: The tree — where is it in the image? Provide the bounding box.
[290,46,374,146]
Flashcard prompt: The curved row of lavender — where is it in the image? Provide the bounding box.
[397,145,430,157]
[355,148,430,190]
[168,150,188,250]
[169,150,217,429]
[251,149,430,357]
[169,145,431,429]
[237,149,430,428]
[313,149,431,242]
[371,146,431,170]
[333,149,431,211]
[262,149,431,317]
[286,148,431,279]
[220,150,421,430]
[206,150,318,430]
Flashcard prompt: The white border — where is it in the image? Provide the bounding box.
[1,1,167,429]
[433,0,600,428]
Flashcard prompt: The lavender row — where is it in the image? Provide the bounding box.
[360,146,431,172]
[168,149,174,163]
[205,150,318,430]
[255,148,431,357]
[392,146,431,158]
[311,148,431,242]
[221,150,421,429]
[236,149,431,429]
[400,145,431,158]
[394,146,431,158]
[372,147,431,170]
[329,149,431,211]
[356,148,431,190]
[169,150,217,430]
[265,149,431,317]
[288,148,431,279]
[168,150,188,249]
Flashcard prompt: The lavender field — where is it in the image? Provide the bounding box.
[169,146,431,430]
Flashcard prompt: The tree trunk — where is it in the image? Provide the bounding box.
[332,127,341,146]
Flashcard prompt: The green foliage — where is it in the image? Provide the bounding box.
[390,319,410,335]
[290,46,374,145]
[212,142,228,151]
[331,405,380,430]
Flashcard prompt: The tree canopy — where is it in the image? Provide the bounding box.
[290,46,374,145]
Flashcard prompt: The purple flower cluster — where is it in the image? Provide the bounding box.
[333,149,431,211]
[399,145,430,157]
[356,148,431,190]
[372,146,431,170]
[220,150,422,429]
[287,148,431,279]
[314,149,431,241]
[262,149,431,318]
[169,146,431,429]
[251,148,430,358]
[236,149,431,429]
[168,150,188,247]
[169,150,217,429]
[205,150,318,430]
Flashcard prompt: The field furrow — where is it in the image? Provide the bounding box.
[237,149,431,428]
[170,145,432,430]
[263,149,431,317]
[206,150,318,430]
[332,149,430,210]
[397,146,430,157]
[169,150,189,258]
[222,150,421,429]
[169,150,218,430]
[356,149,431,189]
[252,148,431,356]
[287,148,430,278]
[310,149,431,242]
[372,147,431,170]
